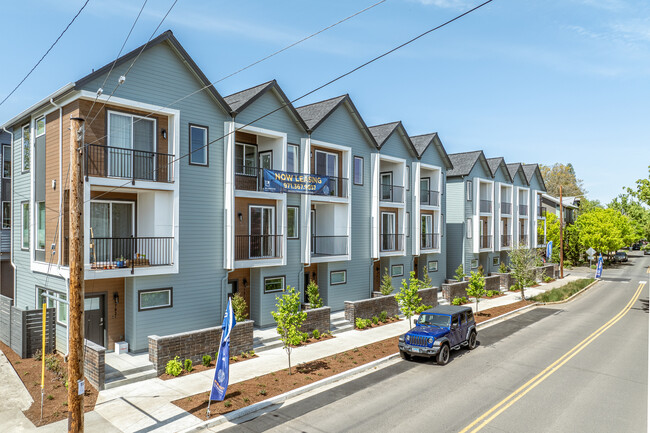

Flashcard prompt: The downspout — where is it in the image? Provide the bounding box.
[49,98,63,268]
[2,127,16,301]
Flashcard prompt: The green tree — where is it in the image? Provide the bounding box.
[454,264,465,282]
[575,208,635,256]
[539,163,587,197]
[231,293,248,322]
[395,272,429,327]
[627,166,650,207]
[609,194,650,241]
[578,197,603,214]
[466,271,486,312]
[508,244,540,300]
[379,268,394,295]
[270,286,307,374]
[306,280,323,308]
[420,267,433,288]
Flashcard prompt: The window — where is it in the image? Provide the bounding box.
[90,201,135,262]
[38,288,67,326]
[353,156,364,185]
[287,144,299,172]
[421,177,430,194]
[466,180,472,201]
[22,124,30,172]
[441,214,445,237]
[3,145,10,178]
[391,264,404,277]
[22,202,29,249]
[287,206,299,239]
[249,205,275,258]
[406,166,410,190]
[35,117,45,136]
[330,270,347,285]
[138,288,173,311]
[189,125,208,166]
[380,172,393,201]
[37,202,45,250]
[421,214,433,249]
[428,261,438,272]
[471,259,479,269]
[2,202,10,229]
[466,218,472,238]
[493,257,500,266]
[466,310,474,323]
[107,111,156,179]
[236,142,257,173]
[406,212,410,238]
[264,276,285,294]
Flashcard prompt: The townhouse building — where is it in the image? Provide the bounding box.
[0,129,12,299]
[486,157,514,268]
[541,194,578,225]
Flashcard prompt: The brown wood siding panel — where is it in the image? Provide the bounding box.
[45,110,61,264]
[234,197,277,236]
[90,191,138,201]
[235,132,257,145]
[85,278,125,348]
[227,268,251,318]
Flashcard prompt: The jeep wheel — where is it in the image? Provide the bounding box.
[467,331,477,350]
[400,350,411,361]
[436,344,450,365]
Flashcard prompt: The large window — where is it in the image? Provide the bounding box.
[235,142,257,174]
[2,202,10,229]
[287,144,299,172]
[189,125,208,166]
[354,156,364,185]
[107,111,156,179]
[466,180,472,201]
[22,202,29,249]
[138,288,172,311]
[3,145,11,178]
[35,117,45,136]
[22,124,30,172]
[330,270,347,285]
[391,264,404,277]
[37,202,45,250]
[466,218,472,239]
[406,166,410,190]
[287,206,299,239]
[264,276,285,294]
[249,205,275,258]
[38,288,67,326]
[90,201,135,262]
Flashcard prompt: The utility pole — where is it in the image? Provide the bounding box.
[559,185,564,279]
[68,117,85,433]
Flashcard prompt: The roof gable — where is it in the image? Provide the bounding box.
[410,133,453,170]
[486,157,513,182]
[369,121,417,157]
[447,151,487,177]
[523,163,547,191]
[507,163,529,186]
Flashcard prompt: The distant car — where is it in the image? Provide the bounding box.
[614,251,628,262]
[398,305,477,366]
[632,243,641,250]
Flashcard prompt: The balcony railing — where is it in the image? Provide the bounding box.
[380,184,404,203]
[311,236,348,256]
[311,174,349,198]
[480,200,492,213]
[501,202,512,215]
[421,233,440,250]
[518,235,528,246]
[501,234,512,247]
[235,234,283,260]
[420,189,440,207]
[85,144,174,183]
[538,207,546,218]
[89,236,173,273]
[519,204,528,216]
[480,235,492,249]
[380,233,404,252]
[234,166,349,197]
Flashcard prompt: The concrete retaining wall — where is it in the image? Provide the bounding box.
[441,280,469,302]
[344,288,438,324]
[299,306,330,335]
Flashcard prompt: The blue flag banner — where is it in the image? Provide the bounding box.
[595,254,603,279]
[546,241,553,260]
[262,168,332,195]
[209,298,237,402]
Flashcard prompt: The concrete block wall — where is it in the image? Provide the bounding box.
[441,280,469,302]
[485,275,501,292]
[299,306,331,335]
[344,288,438,324]
[84,339,105,390]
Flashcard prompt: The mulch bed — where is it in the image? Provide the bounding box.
[161,353,259,380]
[173,300,535,420]
[355,316,401,330]
[0,341,98,427]
[293,332,335,346]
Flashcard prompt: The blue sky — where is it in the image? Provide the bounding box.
[1,0,648,204]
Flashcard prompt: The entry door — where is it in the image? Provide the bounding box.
[315,150,338,195]
[259,151,272,170]
[84,295,105,347]
[249,206,274,258]
[381,212,396,251]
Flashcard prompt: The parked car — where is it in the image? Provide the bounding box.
[643,246,650,255]
[398,305,477,365]
[632,243,641,251]
[614,251,628,262]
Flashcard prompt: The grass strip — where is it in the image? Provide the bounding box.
[531,278,595,303]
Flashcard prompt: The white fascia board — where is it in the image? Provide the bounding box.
[379,154,405,164]
[78,91,181,117]
[413,162,421,256]
[300,137,311,265]
[1,83,75,129]
[311,254,351,264]
[310,138,351,153]
[234,122,287,141]
[224,120,235,270]
[371,153,380,259]
[84,265,178,279]
[234,190,285,201]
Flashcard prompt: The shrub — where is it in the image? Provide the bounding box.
[590,264,596,269]
[477,265,484,276]
[355,318,371,329]
[184,359,193,372]
[312,329,320,339]
[372,316,379,325]
[232,356,238,362]
[202,355,212,367]
[498,262,508,273]
[302,332,310,342]
[531,278,594,303]
[509,285,518,291]
[249,350,255,356]
[271,285,307,374]
[165,356,182,377]
[306,280,323,308]
[454,264,465,282]
[378,310,388,322]
[232,293,248,322]
[466,271,486,312]
[451,296,468,306]
[420,268,433,288]
[544,276,553,283]
[34,350,42,361]
[224,400,232,408]
[380,268,394,295]
[486,290,500,297]
[396,271,430,327]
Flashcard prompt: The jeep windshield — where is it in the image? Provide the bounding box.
[417,314,451,327]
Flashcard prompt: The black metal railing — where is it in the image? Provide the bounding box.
[235,234,283,260]
[311,174,349,198]
[538,207,546,218]
[480,235,492,249]
[501,202,512,214]
[380,184,404,203]
[85,144,174,183]
[501,235,512,247]
[380,233,404,252]
[89,236,173,273]
[519,204,528,216]
[311,236,348,256]
[420,189,440,207]
[234,165,349,197]
[519,235,528,245]
[480,200,492,213]
[421,233,440,250]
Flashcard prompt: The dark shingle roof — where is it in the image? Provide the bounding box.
[224,81,274,113]
[295,95,347,131]
[522,163,546,191]
[368,122,400,148]
[486,157,513,182]
[447,151,483,177]
[410,133,437,156]
[506,163,523,182]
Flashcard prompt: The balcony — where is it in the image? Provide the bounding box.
[235,235,283,260]
[421,233,440,250]
[420,190,440,207]
[480,200,492,213]
[518,235,528,246]
[380,233,404,252]
[501,202,512,215]
[538,207,546,218]
[89,237,173,273]
[311,236,348,257]
[501,235,512,248]
[235,166,265,192]
[380,185,404,203]
[85,144,174,183]
[519,204,528,216]
[310,174,349,198]
[480,235,492,249]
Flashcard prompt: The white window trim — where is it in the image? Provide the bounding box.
[236,142,258,169]
[381,211,396,235]
[189,125,208,166]
[466,180,472,201]
[353,156,364,185]
[37,288,68,327]
[406,211,410,238]
[249,205,275,236]
[391,264,404,277]
[264,276,285,294]
[330,270,347,285]
[21,202,29,249]
[90,200,136,238]
[428,260,438,272]
[287,144,299,173]
[406,165,410,191]
[21,124,30,173]
[287,206,299,239]
[314,149,339,177]
[36,201,46,251]
[35,116,46,137]
[107,110,156,151]
[138,288,172,310]
[466,218,472,238]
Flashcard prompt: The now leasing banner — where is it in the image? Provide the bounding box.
[263,168,332,195]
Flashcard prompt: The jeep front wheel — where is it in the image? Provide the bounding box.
[400,350,411,361]
[436,344,450,365]
[467,331,477,350]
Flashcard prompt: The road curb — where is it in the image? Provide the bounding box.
[476,302,541,330]
[179,353,401,432]
[537,279,600,305]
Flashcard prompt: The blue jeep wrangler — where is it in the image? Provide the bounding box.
[398,305,477,365]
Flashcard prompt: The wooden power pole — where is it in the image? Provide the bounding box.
[559,185,564,279]
[68,117,85,432]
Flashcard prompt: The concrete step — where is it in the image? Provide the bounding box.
[104,368,157,390]
[105,364,155,381]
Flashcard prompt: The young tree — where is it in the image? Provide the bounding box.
[270,286,307,375]
[508,245,540,300]
[454,263,465,282]
[420,267,433,289]
[395,272,430,327]
[466,271,486,312]
[306,280,323,308]
[231,293,248,322]
[379,268,394,295]
[576,208,629,256]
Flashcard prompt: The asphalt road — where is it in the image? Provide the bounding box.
[223,254,649,433]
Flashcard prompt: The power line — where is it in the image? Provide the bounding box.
[0,0,92,108]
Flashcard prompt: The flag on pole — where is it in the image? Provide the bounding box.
[595,254,603,279]
[209,298,237,402]
[546,241,553,260]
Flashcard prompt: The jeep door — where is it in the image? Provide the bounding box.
[449,314,462,346]
[460,312,469,341]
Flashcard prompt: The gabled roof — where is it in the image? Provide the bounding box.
[447,150,490,178]
[522,163,547,191]
[224,80,308,131]
[410,133,453,170]
[368,121,418,156]
[296,94,377,146]
[542,193,578,210]
[486,157,513,182]
[506,163,529,186]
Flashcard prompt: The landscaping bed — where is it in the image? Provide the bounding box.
[161,351,258,381]
[0,341,98,427]
[355,315,401,330]
[531,278,595,303]
[473,300,533,322]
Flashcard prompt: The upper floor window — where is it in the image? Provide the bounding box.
[236,142,257,172]
[22,124,30,172]
[353,156,363,185]
[466,180,472,201]
[287,206,299,239]
[406,166,410,190]
[21,202,29,249]
[35,117,46,137]
[3,145,10,178]
[37,202,45,251]
[108,111,155,153]
[287,144,299,172]
[189,125,208,166]
[2,202,10,229]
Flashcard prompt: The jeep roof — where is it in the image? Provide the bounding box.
[421,305,473,316]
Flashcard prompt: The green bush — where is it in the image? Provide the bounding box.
[590,264,597,269]
[302,332,310,342]
[509,285,519,291]
[355,318,371,329]
[312,329,320,339]
[498,262,508,273]
[531,278,595,303]
[454,264,465,282]
[232,293,248,322]
[451,296,468,305]
[543,276,553,283]
[165,356,183,376]
[380,268,394,295]
[378,311,388,322]
[372,316,379,325]
[486,290,500,297]
[184,359,193,372]
[202,355,212,367]
[306,280,324,308]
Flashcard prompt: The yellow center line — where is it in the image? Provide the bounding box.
[460,281,646,433]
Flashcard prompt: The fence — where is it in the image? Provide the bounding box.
[0,295,56,358]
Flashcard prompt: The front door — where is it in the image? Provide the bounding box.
[304,272,310,303]
[249,206,274,258]
[227,280,238,299]
[84,295,105,347]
